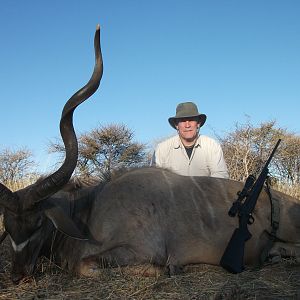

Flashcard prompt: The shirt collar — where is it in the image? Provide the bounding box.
[174,135,202,149]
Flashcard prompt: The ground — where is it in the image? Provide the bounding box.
[0,233,299,300]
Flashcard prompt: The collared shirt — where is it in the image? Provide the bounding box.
[152,135,229,178]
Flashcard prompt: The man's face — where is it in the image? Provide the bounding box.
[176,117,200,145]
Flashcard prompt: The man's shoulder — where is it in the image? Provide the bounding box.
[198,135,221,147]
[156,135,179,149]
[198,134,217,142]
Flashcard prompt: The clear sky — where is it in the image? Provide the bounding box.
[1,1,299,172]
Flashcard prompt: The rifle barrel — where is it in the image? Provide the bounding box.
[264,139,281,167]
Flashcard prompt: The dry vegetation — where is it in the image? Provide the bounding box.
[1,222,299,300]
[1,182,299,299]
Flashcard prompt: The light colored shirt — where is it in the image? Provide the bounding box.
[152,135,229,178]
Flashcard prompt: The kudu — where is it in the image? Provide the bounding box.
[0,26,299,284]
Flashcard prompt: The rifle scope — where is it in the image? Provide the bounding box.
[228,175,256,217]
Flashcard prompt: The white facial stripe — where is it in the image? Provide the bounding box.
[9,235,29,252]
[8,228,41,253]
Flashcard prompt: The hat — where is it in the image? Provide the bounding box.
[168,102,207,129]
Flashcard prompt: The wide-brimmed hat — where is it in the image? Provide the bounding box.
[168,102,207,129]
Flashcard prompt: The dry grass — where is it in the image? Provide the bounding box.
[1,228,299,300]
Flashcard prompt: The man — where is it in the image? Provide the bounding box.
[152,101,229,178]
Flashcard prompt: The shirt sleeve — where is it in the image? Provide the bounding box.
[150,151,156,166]
[209,141,229,179]
[150,145,162,167]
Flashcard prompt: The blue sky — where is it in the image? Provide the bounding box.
[1,1,299,171]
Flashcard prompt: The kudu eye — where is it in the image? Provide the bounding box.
[36,216,43,229]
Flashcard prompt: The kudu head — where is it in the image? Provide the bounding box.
[0,25,103,283]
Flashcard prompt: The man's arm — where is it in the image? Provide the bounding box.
[209,141,229,179]
[150,151,157,166]
[150,146,162,167]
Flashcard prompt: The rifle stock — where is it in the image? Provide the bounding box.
[220,221,252,273]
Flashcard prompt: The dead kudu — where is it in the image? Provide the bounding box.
[1,26,300,284]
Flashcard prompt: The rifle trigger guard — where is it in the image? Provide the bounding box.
[248,214,255,225]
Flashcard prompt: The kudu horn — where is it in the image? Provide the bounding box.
[0,25,103,210]
[27,24,103,205]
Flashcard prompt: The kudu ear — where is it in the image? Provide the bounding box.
[0,183,19,212]
[44,206,89,241]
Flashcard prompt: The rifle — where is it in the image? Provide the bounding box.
[220,139,281,273]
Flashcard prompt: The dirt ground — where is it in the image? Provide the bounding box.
[0,234,299,300]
